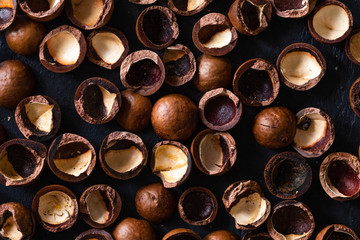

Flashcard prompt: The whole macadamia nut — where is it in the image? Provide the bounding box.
[203,230,239,240]
[113,217,156,240]
[151,94,198,141]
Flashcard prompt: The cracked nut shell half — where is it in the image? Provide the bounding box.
[120,50,165,96]
[222,180,271,230]
[39,25,86,73]
[316,224,359,240]
[100,131,148,180]
[292,107,334,158]
[136,6,179,50]
[113,217,156,240]
[346,29,360,66]
[47,133,96,182]
[242,232,272,240]
[277,43,326,91]
[191,129,237,176]
[0,202,36,240]
[79,184,121,228]
[74,77,121,124]
[233,58,279,106]
[270,0,316,18]
[0,0,17,31]
[168,0,213,16]
[0,139,46,187]
[129,0,156,4]
[151,141,192,188]
[163,228,201,240]
[308,0,353,44]
[18,0,64,22]
[192,13,238,56]
[319,152,360,201]
[349,77,360,118]
[199,88,243,131]
[76,229,114,240]
[15,95,61,142]
[264,152,312,199]
[32,185,78,232]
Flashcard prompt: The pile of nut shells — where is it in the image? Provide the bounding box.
[0,0,360,239]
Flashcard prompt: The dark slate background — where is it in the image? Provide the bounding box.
[1,0,360,239]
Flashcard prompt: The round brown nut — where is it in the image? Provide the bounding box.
[5,15,47,56]
[253,106,297,149]
[163,228,201,240]
[204,230,239,240]
[0,60,35,109]
[18,0,65,22]
[167,0,213,16]
[151,94,198,141]
[270,0,317,18]
[193,54,232,92]
[135,183,176,223]
[76,229,114,240]
[316,224,359,240]
[0,0,17,31]
[116,90,152,132]
[113,217,156,240]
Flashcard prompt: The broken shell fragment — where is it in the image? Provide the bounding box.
[270,0,316,18]
[18,0,65,22]
[168,0,213,16]
[76,229,114,240]
[316,224,359,240]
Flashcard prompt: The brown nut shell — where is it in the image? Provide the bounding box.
[316,224,359,240]
[264,152,312,199]
[242,232,273,240]
[267,200,315,240]
[15,95,61,142]
[346,29,360,66]
[292,108,335,158]
[39,25,87,73]
[270,0,316,18]
[168,0,213,16]
[116,90,152,132]
[151,141,192,188]
[113,217,156,240]
[228,0,272,36]
[253,106,297,149]
[308,0,353,44]
[204,230,239,240]
[0,202,36,240]
[120,50,165,96]
[18,0,64,22]
[74,77,121,124]
[135,183,176,223]
[87,27,129,70]
[191,129,237,176]
[178,187,218,226]
[276,43,326,91]
[319,152,360,201]
[76,229,114,240]
[163,44,196,87]
[0,139,46,187]
[233,58,279,106]
[0,0,17,31]
[129,0,156,4]
[151,94,198,141]
[79,184,121,228]
[32,185,78,232]
[65,0,114,30]
[5,15,47,56]
[163,228,201,240]
[192,13,238,56]
[0,125,8,145]
[100,131,148,180]
[199,88,243,131]
[193,54,232,92]
[47,133,96,182]
[0,60,35,109]
[349,77,360,118]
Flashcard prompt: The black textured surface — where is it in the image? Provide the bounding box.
[1,0,360,239]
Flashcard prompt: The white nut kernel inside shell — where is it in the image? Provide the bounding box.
[203,28,232,49]
[199,134,223,173]
[92,32,125,65]
[104,146,143,173]
[48,0,61,8]
[38,191,75,225]
[350,32,360,63]
[25,103,54,133]
[294,113,327,149]
[0,150,23,181]
[54,150,92,177]
[98,86,117,116]
[187,0,204,11]
[46,31,80,65]
[0,0,13,8]
[229,192,267,226]
[154,145,188,183]
[312,5,350,40]
[86,190,110,224]
[280,51,322,86]
[163,48,186,63]
[0,216,23,240]
[72,0,103,27]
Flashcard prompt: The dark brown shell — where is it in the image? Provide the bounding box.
[100,131,148,180]
[349,77,360,118]
[168,0,213,16]
[276,43,326,91]
[0,0,17,31]
[192,13,238,56]
[316,224,359,240]
[242,232,273,240]
[345,29,360,66]
[163,228,201,240]
[47,133,96,182]
[79,184,122,228]
[18,0,64,22]
[233,58,279,106]
[0,139,46,187]
[75,229,114,240]
[15,95,61,142]
[270,0,317,18]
